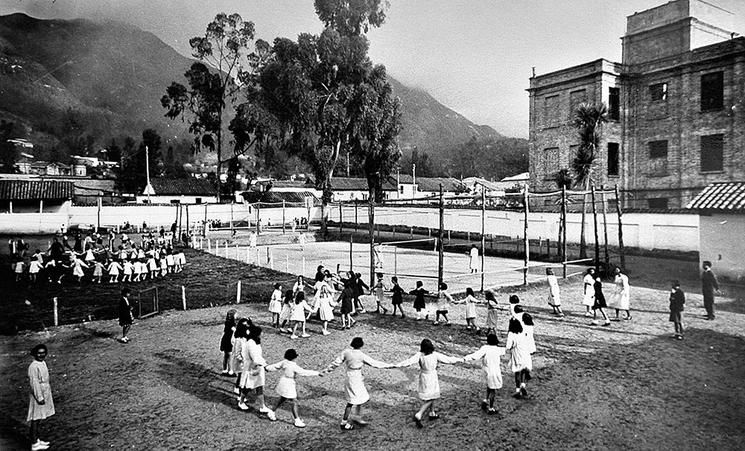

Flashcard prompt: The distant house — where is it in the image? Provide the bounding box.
[137,178,217,204]
[395,174,466,199]
[328,177,399,202]
[27,161,72,176]
[687,182,745,283]
[0,179,74,213]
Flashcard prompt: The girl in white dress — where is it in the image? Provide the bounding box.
[147,256,158,279]
[69,255,88,283]
[279,290,294,333]
[463,333,505,415]
[292,275,305,296]
[231,319,249,395]
[546,268,565,317]
[609,267,632,320]
[91,260,104,284]
[238,326,275,419]
[484,291,499,336]
[433,282,453,325]
[121,260,133,283]
[454,287,480,331]
[315,284,337,335]
[268,283,283,328]
[28,344,54,450]
[290,292,313,339]
[506,318,532,399]
[372,273,389,314]
[396,338,463,428]
[324,337,393,430]
[266,349,323,428]
[107,260,123,283]
[582,268,596,316]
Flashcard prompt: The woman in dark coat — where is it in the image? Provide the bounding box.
[592,276,611,326]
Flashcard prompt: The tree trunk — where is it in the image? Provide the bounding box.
[579,181,588,259]
[368,188,376,288]
[320,201,327,238]
[590,183,600,273]
[216,106,223,203]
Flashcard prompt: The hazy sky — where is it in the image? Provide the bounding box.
[2,0,744,138]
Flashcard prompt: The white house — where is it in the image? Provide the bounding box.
[687,182,745,283]
[137,178,217,204]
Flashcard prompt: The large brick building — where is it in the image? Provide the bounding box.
[528,0,745,208]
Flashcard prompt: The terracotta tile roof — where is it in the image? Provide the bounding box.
[0,180,74,200]
[686,182,745,211]
[148,178,217,196]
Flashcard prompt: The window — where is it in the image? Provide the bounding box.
[701,72,724,111]
[543,95,559,126]
[700,134,724,172]
[541,147,560,180]
[569,89,586,119]
[649,140,668,159]
[648,198,668,209]
[609,87,620,120]
[607,143,619,176]
[195,198,202,204]
[649,83,668,101]
[399,186,404,194]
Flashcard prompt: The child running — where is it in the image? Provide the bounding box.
[324,337,393,430]
[506,318,532,399]
[391,276,405,318]
[410,281,429,321]
[265,349,323,428]
[669,280,685,340]
[268,283,283,329]
[395,338,463,428]
[592,275,612,326]
[463,333,505,415]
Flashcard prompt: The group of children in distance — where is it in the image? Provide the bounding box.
[218,280,538,429]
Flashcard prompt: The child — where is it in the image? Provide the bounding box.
[232,319,250,395]
[433,282,453,325]
[546,268,565,317]
[506,318,532,399]
[107,259,122,283]
[279,290,294,333]
[483,291,499,336]
[455,287,480,331]
[315,284,337,335]
[92,260,105,284]
[147,255,158,279]
[610,267,632,321]
[395,338,463,428]
[410,281,429,321]
[372,273,389,314]
[582,268,596,316]
[522,312,536,354]
[159,254,168,277]
[669,280,685,340]
[132,259,144,282]
[118,288,134,343]
[69,255,88,283]
[290,292,313,339]
[324,337,393,430]
[28,344,55,451]
[293,275,305,296]
[508,294,521,318]
[339,283,356,329]
[238,326,274,419]
[165,250,175,274]
[28,256,43,284]
[266,349,323,428]
[122,259,133,283]
[463,334,505,415]
[220,309,237,376]
[592,276,611,326]
[174,251,185,273]
[14,258,25,282]
[268,283,283,329]
[391,276,405,317]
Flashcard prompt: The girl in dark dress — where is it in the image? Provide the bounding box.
[118,288,134,342]
[592,276,611,326]
[410,281,429,321]
[220,309,237,375]
[340,283,356,329]
[391,276,405,318]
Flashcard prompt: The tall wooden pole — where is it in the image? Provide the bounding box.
[369,196,375,287]
[354,199,358,232]
[480,189,486,293]
[615,185,626,270]
[282,200,286,234]
[185,205,190,239]
[523,185,529,285]
[203,203,207,237]
[437,185,444,289]
[590,183,600,273]
[339,202,343,234]
[601,184,610,268]
[350,234,354,271]
[256,203,261,236]
[561,185,568,278]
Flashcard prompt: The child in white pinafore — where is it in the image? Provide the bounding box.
[507,318,532,399]
[315,284,337,335]
[279,290,294,333]
[147,256,158,279]
[132,260,144,282]
[582,268,596,316]
[92,260,104,284]
[395,338,463,428]
[107,260,122,283]
[546,268,565,317]
[454,287,480,331]
[14,259,25,282]
[268,283,283,329]
[325,337,393,430]
[290,292,313,339]
[165,251,175,274]
[174,251,185,272]
[372,273,389,314]
[266,349,323,428]
[28,258,43,284]
[464,333,505,415]
[121,260,133,282]
[238,326,275,419]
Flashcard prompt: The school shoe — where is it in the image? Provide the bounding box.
[591,320,599,325]
[340,422,354,430]
[433,321,440,325]
[487,407,498,415]
[259,406,272,414]
[413,415,423,429]
[676,335,684,340]
[31,441,49,451]
[301,333,311,338]
[584,312,593,317]
[37,440,50,446]
[237,401,249,411]
[428,413,440,420]
[512,389,522,399]
[294,418,306,428]
[233,387,240,394]
[267,410,277,421]
[322,330,330,336]
[290,335,299,340]
[481,400,488,411]
[603,321,611,326]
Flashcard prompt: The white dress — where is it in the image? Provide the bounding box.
[239,339,266,389]
[315,292,336,321]
[609,274,630,310]
[464,345,506,389]
[547,275,561,306]
[265,360,320,399]
[463,295,478,319]
[290,300,312,322]
[108,262,122,275]
[328,349,389,405]
[397,352,461,401]
[268,289,283,314]
[506,332,532,373]
[582,274,595,307]
[469,247,479,271]
[71,259,88,278]
[232,337,246,374]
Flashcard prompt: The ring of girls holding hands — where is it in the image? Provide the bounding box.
[218,288,536,430]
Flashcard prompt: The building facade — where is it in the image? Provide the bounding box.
[528,0,745,208]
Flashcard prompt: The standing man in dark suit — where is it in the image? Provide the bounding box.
[701,261,720,320]
[119,288,134,343]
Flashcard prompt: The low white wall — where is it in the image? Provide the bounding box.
[329,205,700,253]
[699,214,745,282]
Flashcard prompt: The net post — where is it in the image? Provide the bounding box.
[394,246,398,277]
[438,184,444,289]
[591,183,600,273]
[562,185,568,278]
[181,286,186,310]
[349,234,353,272]
[339,202,343,234]
[283,200,286,234]
[523,185,529,286]
[53,297,59,326]
[481,188,485,293]
[236,281,242,303]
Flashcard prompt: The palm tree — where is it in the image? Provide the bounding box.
[572,103,607,259]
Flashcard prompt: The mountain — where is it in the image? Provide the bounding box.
[0,13,523,171]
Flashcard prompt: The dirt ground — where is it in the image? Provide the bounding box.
[2,265,745,450]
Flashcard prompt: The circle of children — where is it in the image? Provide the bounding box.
[8,228,186,286]
[214,262,642,431]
